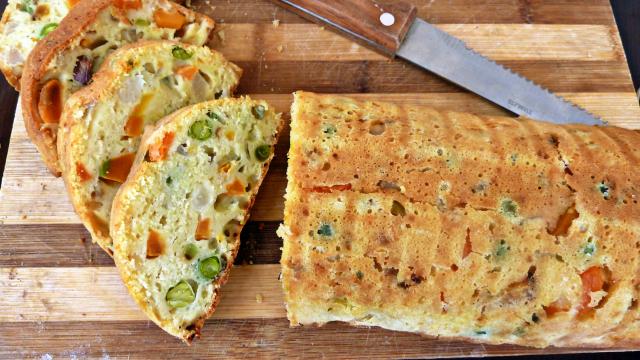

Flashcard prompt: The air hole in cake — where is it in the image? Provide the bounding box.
[369,121,385,135]
[391,201,406,217]
[377,180,401,192]
[196,70,213,86]
[371,257,383,272]
[80,36,108,50]
[214,193,234,211]
[223,219,242,238]
[203,145,216,162]
[322,162,330,171]
[120,28,139,43]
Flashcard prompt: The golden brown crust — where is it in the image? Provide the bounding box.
[21,0,214,176]
[280,92,640,349]
[1,67,20,90]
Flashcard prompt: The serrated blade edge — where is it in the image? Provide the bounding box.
[397,19,606,126]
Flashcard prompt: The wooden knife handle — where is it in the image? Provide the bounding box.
[275,0,418,56]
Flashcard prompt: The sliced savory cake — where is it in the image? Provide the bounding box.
[21,0,214,176]
[58,40,241,255]
[0,0,75,89]
[279,92,640,348]
[111,98,282,342]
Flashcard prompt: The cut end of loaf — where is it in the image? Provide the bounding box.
[112,97,282,341]
[20,0,215,175]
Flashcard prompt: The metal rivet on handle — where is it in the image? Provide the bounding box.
[380,12,395,27]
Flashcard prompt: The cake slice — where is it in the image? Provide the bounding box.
[21,0,214,176]
[0,0,75,89]
[111,98,282,341]
[58,40,241,255]
[279,92,640,348]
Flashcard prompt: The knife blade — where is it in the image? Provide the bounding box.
[274,0,606,126]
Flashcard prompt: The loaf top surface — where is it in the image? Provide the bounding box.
[20,0,214,176]
[279,91,640,348]
[0,0,72,89]
[59,40,242,255]
[111,98,282,342]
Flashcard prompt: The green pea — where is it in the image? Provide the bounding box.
[597,181,610,200]
[134,18,151,26]
[317,223,333,237]
[582,241,596,256]
[198,256,222,279]
[39,23,59,39]
[99,159,111,178]
[500,199,518,217]
[495,239,510,258]
[255,145,271,162]
[166,280,195,308]
[322,124,336,136]
[188,119,213,140]
[183,244,198,260]
[19,0,34,15]
[252,105,266,119]
[172,46,193,60]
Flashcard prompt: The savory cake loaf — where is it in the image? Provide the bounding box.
[21,0,214,176]
[58,40,241,255]
[279,92,640,348]
[0,0,74,89]
[111,98,282,341]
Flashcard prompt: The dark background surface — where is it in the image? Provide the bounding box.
[0,0,638,359]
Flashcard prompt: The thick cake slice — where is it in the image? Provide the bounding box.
[21,0,214,176]
[279,92,640,348]
[0,0,74,89]
[58,40,241,255]
[111,98,282,342]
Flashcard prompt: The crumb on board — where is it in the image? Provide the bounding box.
[21,214,27,220]
[256,293,264,303]
[276,44,284,53]
[272,19,280,28]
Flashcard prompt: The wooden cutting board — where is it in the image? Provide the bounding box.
[1,0,639,358]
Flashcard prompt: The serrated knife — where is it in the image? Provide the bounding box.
[274,0,605,126]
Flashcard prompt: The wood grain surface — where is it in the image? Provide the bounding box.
[1,0,639,358]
